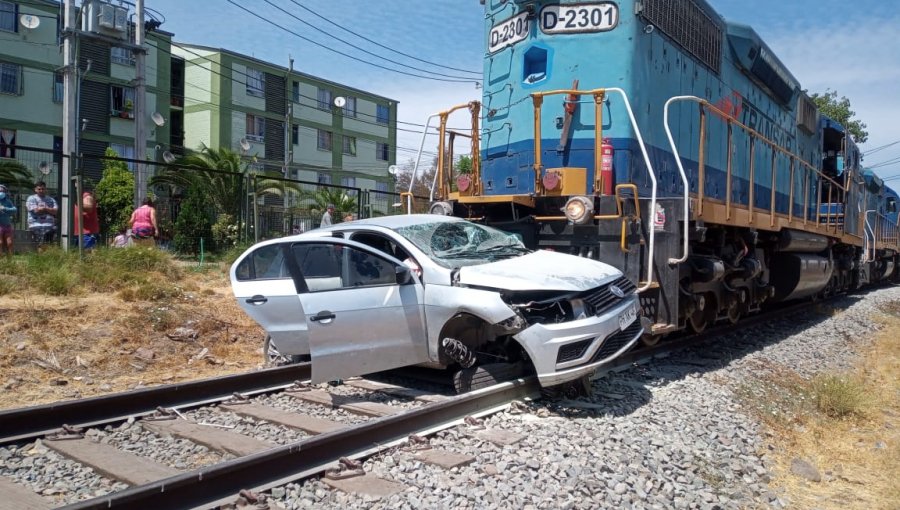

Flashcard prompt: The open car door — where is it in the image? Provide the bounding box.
[288,238,429,383]
[231,241,310,356]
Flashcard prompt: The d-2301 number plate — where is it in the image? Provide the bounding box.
[488,11,530,54]
[540,3,619,34]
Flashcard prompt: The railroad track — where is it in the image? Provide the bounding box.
[0,300,822,510]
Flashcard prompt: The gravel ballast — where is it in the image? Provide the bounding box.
[264,285,900,509]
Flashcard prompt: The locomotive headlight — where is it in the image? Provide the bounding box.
[563,196,594,225]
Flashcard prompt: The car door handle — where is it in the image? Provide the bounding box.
[310,311,336,323]
[245,295,268,305]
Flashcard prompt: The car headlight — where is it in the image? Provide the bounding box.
[563,196,594,225]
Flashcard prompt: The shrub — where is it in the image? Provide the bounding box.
[95,147,135,237]
[810,374,870,418]
[173,186,213,255]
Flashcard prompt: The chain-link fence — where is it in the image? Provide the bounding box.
[69,152,430,257]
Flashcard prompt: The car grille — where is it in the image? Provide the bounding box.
[581,276,637,316]
[556,339,593,364]
[589,320,642,363]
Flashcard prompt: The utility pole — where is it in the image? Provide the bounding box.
[60,0,77,250]
[284,56,294,177]
[134,0,147,207]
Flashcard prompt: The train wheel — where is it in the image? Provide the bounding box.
[687,293,716,334]
[640,334,661,347]
[726,303,741,325]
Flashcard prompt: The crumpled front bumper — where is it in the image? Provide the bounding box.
[514,296,642,387]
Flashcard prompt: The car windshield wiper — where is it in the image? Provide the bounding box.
[475,244,530,254]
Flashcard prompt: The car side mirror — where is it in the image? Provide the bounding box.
[395,266,414,285]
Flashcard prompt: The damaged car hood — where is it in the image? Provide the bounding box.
[457,250,619,292]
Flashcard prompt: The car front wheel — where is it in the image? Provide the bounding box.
[452,362,527,393]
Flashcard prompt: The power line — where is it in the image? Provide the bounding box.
[262,0,478,81]
[280,0,480,76]
[223,0,478,84]
[863,140,900,156]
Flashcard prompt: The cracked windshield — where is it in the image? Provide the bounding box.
[396,221,529,268]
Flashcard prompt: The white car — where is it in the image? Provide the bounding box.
[231,215,642,392]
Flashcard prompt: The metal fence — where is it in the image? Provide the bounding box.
[2,146,432,255]
[0,145,68,252]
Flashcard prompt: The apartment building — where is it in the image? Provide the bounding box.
[171,43,397,193]
[0,0,179,183]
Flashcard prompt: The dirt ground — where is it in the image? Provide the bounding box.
[0,265,265,410]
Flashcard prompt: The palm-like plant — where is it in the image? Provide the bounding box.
[150,144,303,218]
[301,187,359,220]
[0,160,35,191]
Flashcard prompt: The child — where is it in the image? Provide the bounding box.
[111,226,129,248]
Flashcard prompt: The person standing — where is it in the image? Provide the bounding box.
[26,181,58,250]
[73,190,100,249]
[320,204,334,228]
[0,184,17,257]
[129,197,158,247]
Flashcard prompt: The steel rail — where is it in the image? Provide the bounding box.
[0,363,312,444]
[59,378,542,510]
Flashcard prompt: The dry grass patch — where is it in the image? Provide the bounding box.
[0,255,265,410]
[736,310,900,509]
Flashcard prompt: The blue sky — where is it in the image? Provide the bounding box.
[148,0,900,177]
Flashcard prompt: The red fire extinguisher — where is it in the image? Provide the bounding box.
[600,138,614,196]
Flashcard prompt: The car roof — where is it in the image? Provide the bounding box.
[335,214,463,230]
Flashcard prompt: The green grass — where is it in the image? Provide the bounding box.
[0,247,185,297]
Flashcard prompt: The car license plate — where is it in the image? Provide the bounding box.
[489,12,530,54]
[618,304,637,331]
[540,3,619,35]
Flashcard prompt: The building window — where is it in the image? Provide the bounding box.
[246,114,265,142]
[376,104,390,124]
[110,46,134,66]
[110,84,135,118]
[317,129,332,151]
[0,62,21,95]
[375,181,389,192]
[317,87,332,110]
[317,172,332,185]
[291,124,299,145]
[376,142,389,161]
[53,72,64,103]
[109,143,135,170]
[342,96,357,118]
[246,68,264,97]
[291,80,300,103]
[0,129,15,158]
[341,176,356,188]
[342,135,356,156]
[0,2,17,33]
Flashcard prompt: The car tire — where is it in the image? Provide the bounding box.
[263,335,307,366]
[453,362,526,394]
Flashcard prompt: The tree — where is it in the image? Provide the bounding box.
[173,185,213,255]
[0,160,33,191]
[810,89,868,144]
[151,144,302,220]
[392,157,437,199]
[95,147,135,236]
[301,187,358,222]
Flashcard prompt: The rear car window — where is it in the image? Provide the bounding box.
[235,244,289,280]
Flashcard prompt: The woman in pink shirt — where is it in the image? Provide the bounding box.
[129,197,158,245]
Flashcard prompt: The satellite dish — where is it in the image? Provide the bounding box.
[239,138,251,151]
[38,161,50,175]
[151,112,165,127]
[334,96,346,108]
[387,165,399,175]
[162,151,176,164]
[20,14,40,29]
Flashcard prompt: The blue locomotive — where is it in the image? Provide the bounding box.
[416,0,899,342]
